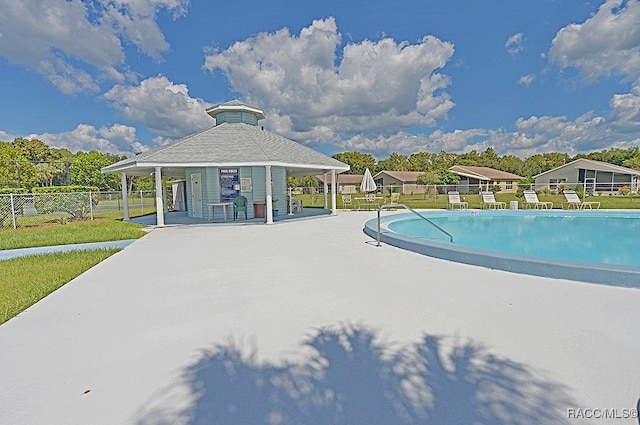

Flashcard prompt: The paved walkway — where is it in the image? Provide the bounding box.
[0,212,639,424]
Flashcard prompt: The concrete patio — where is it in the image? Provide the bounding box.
[1,211,639,424]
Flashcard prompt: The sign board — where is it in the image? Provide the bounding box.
[220,168,240,201]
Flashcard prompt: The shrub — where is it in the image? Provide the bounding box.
[32,186,99,220]
[618,185,631,196]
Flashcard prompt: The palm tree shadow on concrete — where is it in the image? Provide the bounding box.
[136,324,574,424]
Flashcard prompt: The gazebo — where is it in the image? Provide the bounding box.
[102,100,350,225]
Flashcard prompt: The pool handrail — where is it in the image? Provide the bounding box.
[376,203,454,246]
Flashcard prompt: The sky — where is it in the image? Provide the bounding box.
[1,0,640,160]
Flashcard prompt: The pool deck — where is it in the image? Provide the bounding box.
[1,211,639,424]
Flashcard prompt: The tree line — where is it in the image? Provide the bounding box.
[0,138,155,192]
[329,147,640,186]
[3,137,640,191]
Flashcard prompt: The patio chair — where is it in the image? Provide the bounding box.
[561,190,600,209]
[523,190,553,209]
[388,192,400,204]
[480,191,506,209]
[342,194,354,210]
[447,191,468,210]
[233,195,247,220]
[365,193,381,209]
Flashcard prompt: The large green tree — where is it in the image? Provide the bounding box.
[70,151,123,191]
[0,142,37,188]
[332,152,376,174]
[376,152,409,172]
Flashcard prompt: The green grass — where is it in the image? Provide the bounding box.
[296,192,640,210]
[0,219,147,250]
[0,249,120,324]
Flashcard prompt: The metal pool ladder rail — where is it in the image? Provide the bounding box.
[376,203,454,246]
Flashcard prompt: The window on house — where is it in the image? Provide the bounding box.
[506,181,513,190]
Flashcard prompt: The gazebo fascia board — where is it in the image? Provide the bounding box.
[102,161,349,176]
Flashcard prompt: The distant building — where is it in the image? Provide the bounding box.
[449,166,522,193]
[373,171,424,194]
[315,174,363,194]
[534,158,640,194]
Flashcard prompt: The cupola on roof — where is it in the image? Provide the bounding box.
[206,100,266,126]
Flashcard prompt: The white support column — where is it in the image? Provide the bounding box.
[154,166,165,227]
[121,172,129,221]
[323,172,329,208]
[265,165,273,224]
[331,170,337,215]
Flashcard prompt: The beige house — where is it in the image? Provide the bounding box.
[449,165,522,193]
[534,158,640,194]
[372,171,424,194]
[315,174,363,193]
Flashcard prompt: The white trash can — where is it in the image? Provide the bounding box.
[510,200,519,210]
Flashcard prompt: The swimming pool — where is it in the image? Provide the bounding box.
[363,210,640,288]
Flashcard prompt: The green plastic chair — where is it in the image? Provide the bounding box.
[233,196,247,220]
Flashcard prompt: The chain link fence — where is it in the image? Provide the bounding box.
[0,191,157,229]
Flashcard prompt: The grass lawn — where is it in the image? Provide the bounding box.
[0,219,147,250]
[0,218,147,324]
[0,249,120,324]
[296,192,640,210]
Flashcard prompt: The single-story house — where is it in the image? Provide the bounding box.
[533,158,640,194]
[315,174,363,194]
[449,165,522,193]
[373,171,424,194]
[102,100,349,225]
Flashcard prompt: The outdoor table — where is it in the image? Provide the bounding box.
[207,202,231,221]
[354,197,384,210]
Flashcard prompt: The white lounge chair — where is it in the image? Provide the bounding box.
[523,190,553,209]
[562,190,600,209]
[388,192,400,204]
[480,191,506,209]
[447,191,468,210]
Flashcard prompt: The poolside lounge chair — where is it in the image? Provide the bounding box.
[447,191,468,210]
[523,190,553,209]
[562,190,600,209]
[480,191,506,209]
[388,192,400,204]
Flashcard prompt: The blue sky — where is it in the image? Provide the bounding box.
[1,0,639,160]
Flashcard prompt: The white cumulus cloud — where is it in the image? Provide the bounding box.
[204,17,455,146]
[29,123,144,155]
[506,32,524,55]
[0,0,188,94]
[519,74,535,86]
[549,0,640,86]
[103,75,214,139]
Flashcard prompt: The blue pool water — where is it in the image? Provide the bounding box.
[363,210,640,287]
[387,211,640,267]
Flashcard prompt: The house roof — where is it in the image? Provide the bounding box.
[102,121,350,177]
[449,165,522,181]
[534,158,640,178]
[373,171,422,182]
